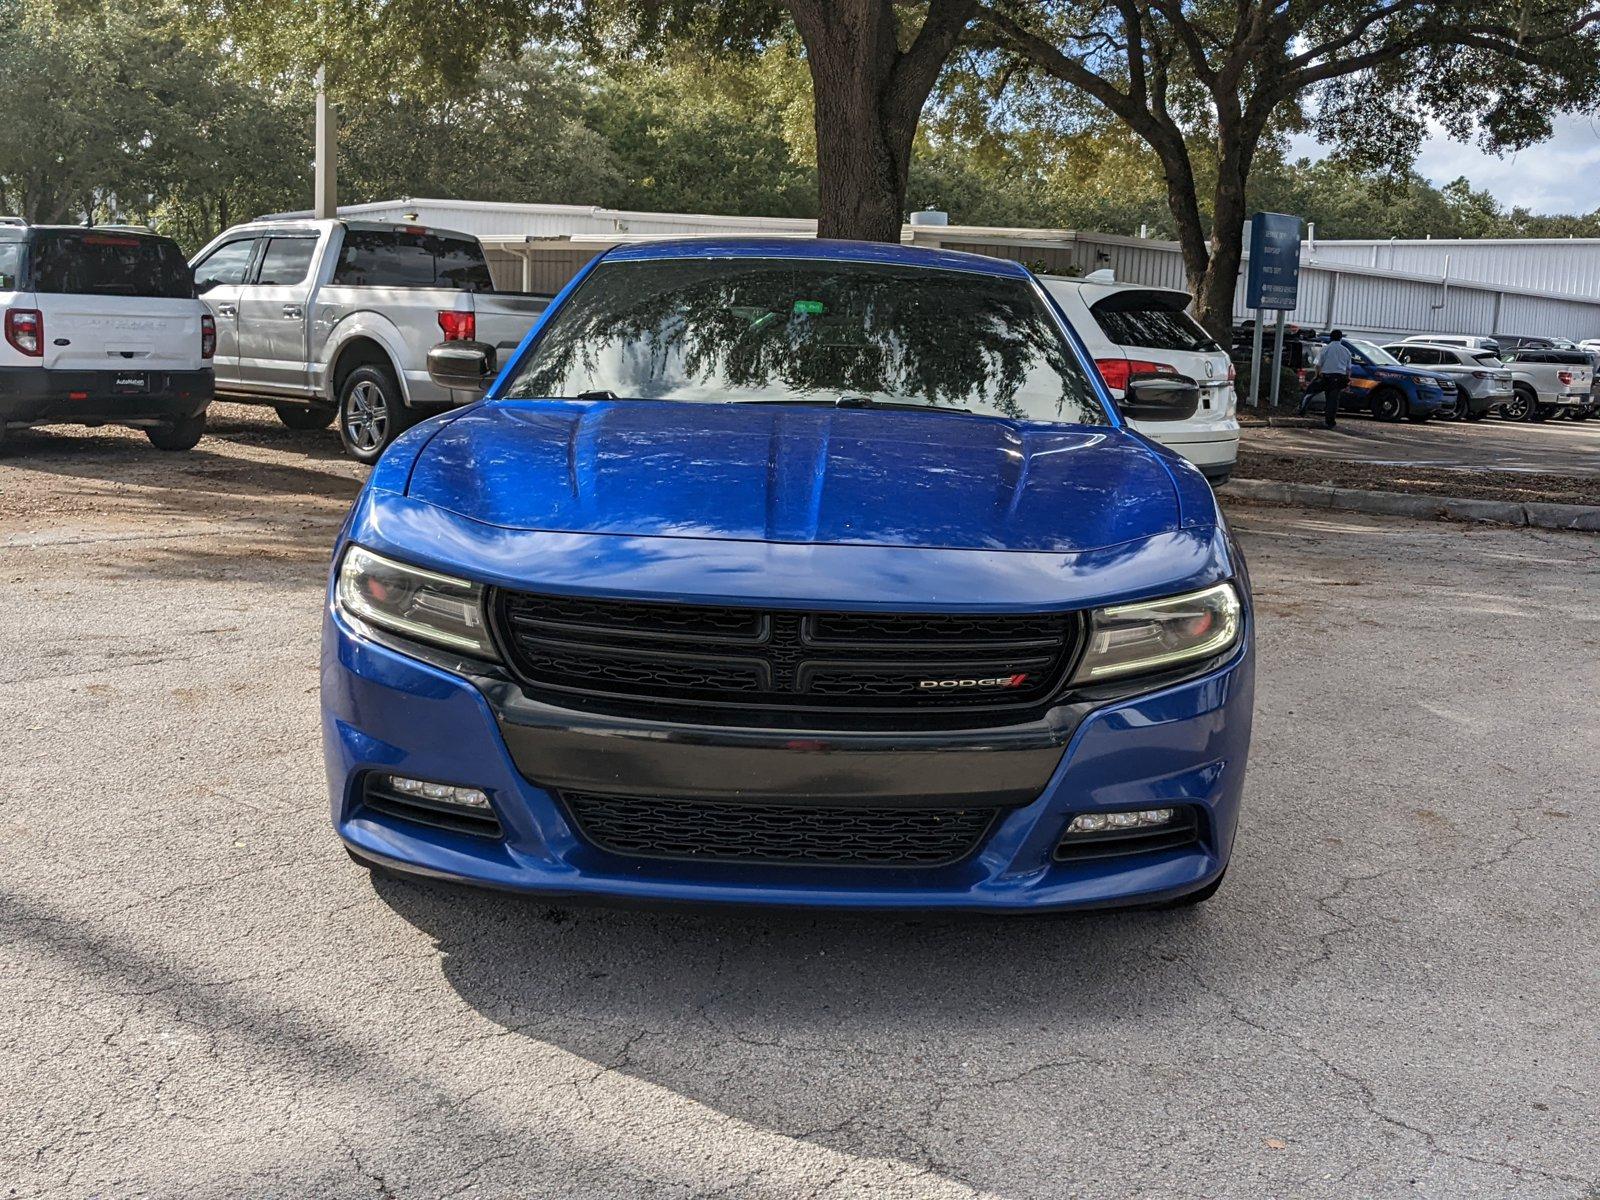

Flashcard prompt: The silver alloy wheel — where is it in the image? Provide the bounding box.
[343,380,387,452]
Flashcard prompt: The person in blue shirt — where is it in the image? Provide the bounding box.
[1304,331,1352,428]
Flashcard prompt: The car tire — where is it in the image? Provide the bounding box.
[145,411,207,451]
[338,364,411,465]
[1571,409,1590,422]
[1461,407,1486,423]
[1370,388,1406,422]
[275,402,337,431]
[1504,387,1538,422]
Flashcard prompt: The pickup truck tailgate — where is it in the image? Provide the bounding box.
[473,295,549,359]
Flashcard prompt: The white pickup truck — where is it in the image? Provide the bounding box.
[189,219,548,461]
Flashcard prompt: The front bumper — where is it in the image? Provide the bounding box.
[323,607,1255,912]
[0,366,213,426]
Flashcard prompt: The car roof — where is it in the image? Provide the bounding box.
[602,237,1033,279]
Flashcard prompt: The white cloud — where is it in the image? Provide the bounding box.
[1289,115,1600,215]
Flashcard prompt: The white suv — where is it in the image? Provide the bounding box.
[1,223,214,451]
[1042,275,1239,483]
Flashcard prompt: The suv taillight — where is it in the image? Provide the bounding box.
[200,313,216,360]
[1094,358,1175,392]
[438,311,476,342]
[4,308,43,357]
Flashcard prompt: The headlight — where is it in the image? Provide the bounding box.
[1072,582,1242,683]
[335,545,496,658]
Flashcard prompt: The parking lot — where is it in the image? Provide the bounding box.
[3,406,1596,1199]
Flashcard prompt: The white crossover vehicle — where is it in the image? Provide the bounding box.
[1042,274,1238,483]
[1,222,214,450]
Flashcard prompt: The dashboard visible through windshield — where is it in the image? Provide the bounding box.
[502,257,1109,425]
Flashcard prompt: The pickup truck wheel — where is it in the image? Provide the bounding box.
[1370,388,1406,422]
[338,365,411,464]
[274,402,336,431]
[145,412,207,451]
[1503,387,1538,422]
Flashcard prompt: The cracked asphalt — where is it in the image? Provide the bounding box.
[2,406,1596,1199]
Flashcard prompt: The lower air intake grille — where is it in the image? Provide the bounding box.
[563,791,996,867]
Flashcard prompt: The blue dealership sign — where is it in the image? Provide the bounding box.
[1245,212,1303,310]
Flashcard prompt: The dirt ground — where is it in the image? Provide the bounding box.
[1235,415,1600,506]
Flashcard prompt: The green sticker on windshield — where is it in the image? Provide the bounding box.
[793,299,826,315]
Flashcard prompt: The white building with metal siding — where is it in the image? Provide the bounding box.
[258,199,1600,341]
[1304,237,1600,298]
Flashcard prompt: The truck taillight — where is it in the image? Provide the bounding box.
[4,308,43,357]
[438,311,476,342]
[1094,358,1175,392]
[200,313,216,360]
[1558,369,1574,385]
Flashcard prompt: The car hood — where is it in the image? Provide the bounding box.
[401,399,1187,554]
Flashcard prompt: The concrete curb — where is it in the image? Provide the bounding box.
[1223,479,1600,532]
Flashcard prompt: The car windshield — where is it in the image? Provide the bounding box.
[1351,340,1400,366]
[502,257,1108,424]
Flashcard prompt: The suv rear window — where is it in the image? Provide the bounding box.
[30,231,194,298]
[1088,290,1217,353]
[332,230,493,291]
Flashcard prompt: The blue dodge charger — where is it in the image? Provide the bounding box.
[321,238,1255,911]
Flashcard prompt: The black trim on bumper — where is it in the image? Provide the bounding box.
[0,366,213,425]
[482,678,1085,809]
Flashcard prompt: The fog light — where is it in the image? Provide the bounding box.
[1066,808,1176,835]
[386,775,490,809]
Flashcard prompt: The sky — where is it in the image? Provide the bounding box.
[1290,114,1600,214]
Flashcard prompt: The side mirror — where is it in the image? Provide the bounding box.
[427,340,496,392]
[1121,372,1200,421]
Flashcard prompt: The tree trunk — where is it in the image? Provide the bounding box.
[1195,156,1252,343]
[790,0,976,243]
[808,62,913,243]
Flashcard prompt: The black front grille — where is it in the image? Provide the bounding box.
[563,791,996,867]
[493,591,1080,722]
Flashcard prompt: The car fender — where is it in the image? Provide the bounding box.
[318,310,413,404]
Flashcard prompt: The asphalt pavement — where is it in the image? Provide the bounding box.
[3,407,1596,1199]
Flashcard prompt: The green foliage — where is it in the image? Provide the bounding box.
[0,0,304,233]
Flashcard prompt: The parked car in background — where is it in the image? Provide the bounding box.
[327,239,1254,912]
[190,219,549,462]
[1496,347,1593,422]
[1,222,214,451]
[1382,342,1513,421]
[1306,338,1454,422]
[1402,333,1502,358]
[1043,275,1239,483]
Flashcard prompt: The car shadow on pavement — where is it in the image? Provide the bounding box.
[369,874,1235,1191]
